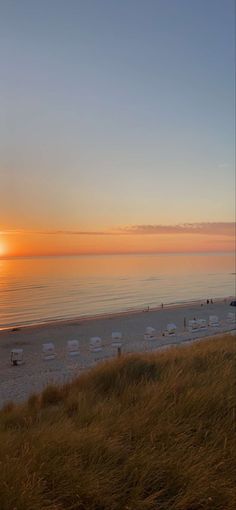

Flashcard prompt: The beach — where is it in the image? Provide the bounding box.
[0,297,235,408]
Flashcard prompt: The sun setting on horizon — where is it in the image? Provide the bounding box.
[0,239,8,257]
[0,222,235,258]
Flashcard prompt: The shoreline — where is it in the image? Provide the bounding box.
[0,295,234,333]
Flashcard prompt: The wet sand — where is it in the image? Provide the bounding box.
[0,298,235,407]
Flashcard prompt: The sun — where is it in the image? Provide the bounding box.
[0,241,8,257]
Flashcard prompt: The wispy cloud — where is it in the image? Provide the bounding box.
[1,222,235,237]
[119,222,235,236]
[0,229,115,236]
[218,163,230,170]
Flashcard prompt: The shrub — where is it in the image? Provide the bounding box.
[40,385,64,407]
[0,334,235,510]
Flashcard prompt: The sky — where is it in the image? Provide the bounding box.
[0,0,235,257]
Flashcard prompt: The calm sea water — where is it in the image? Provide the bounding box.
[0,253,235,329]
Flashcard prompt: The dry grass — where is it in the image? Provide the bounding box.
[0,334,235,510]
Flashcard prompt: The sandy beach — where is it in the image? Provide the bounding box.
[0,297,235,408]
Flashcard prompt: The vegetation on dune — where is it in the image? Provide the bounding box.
[0,335,235,510]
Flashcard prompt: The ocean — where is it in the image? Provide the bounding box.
[0,252,235,329]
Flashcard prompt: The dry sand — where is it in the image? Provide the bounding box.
[0,298,235,407]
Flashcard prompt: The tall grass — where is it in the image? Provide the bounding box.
[0,335,235,509]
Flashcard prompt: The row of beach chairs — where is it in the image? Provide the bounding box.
[10,313,235,366]
[10,332,123,365]
[189,313,235,331]
[144,313,235,339]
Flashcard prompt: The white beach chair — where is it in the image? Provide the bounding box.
[166,323,177,336]
[89,336,102,352]
[197,319,207,330]
[144,326,156,340]
[111,331,122,347]
[42,342,56,360]
[227,312,235,323]
[10,348,23,366]
[209,315,219,327]
[111,332,123,356]
[67,339,80,356]
[188,320,199,333]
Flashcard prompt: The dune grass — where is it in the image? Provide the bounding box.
[0,334,235,510]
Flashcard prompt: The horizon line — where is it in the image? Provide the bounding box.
[1,249,235,261]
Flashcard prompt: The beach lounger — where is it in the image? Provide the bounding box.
[227,312,235,323]
[188,320,199,332]
[165,323,177,335]
[42,342,56,360]
[111,331,122,346]
[67,339,80,356]
[89,337,102,352]
[10,348,23,366]
[144,326,156,340]
[197,319,207,330]
[209,315,219,327]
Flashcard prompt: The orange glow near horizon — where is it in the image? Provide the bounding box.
[1,228,235,258]
[0,239,8,257]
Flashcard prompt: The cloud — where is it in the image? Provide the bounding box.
[1,222,235,237]
[120,222,235,236]
[218,163,229,169]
